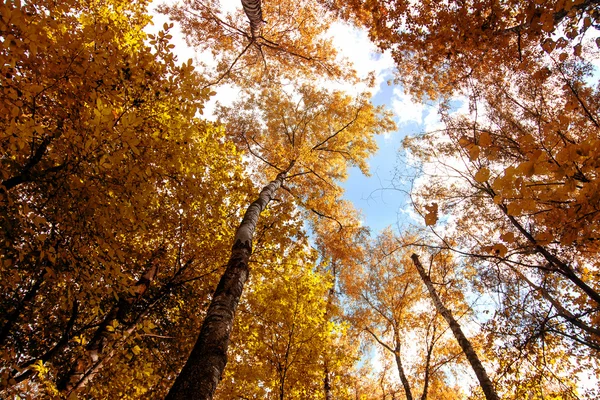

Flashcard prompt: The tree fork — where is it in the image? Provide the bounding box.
[410,254,499,400]
[166,162,294,400]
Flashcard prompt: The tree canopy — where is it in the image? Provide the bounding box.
[1,0,599,399]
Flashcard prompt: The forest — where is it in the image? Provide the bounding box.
[0,0,599,398]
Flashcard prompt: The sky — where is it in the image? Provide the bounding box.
[148,1,600,238]
[147,3,600,392]
[147,0,441,236]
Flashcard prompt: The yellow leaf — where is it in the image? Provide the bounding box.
[491,243,508,257]
[517,160,535,177]
[506,202,521,216]
[474,167,490,183]
[459,137,471,147]
[468,144,480,160]
[424,203,438,226]
[535,231,553,245]
[479,132,492,147]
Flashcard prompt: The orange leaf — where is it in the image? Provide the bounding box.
[474,167,490,183]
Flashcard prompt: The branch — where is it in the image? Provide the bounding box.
[310,208,343,231]
[312,107,362,151]
[364,326,395,354]
[204,40,253,89]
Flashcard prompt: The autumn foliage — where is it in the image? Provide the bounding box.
[2,0,600,399]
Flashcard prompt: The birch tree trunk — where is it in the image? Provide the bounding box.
[393,345,414,400]
[410,254,499,400]
[323,361,333,400]
[323,262,336,400]
[241,0,264,38]
[165,167,292,400]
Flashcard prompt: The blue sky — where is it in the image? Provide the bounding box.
[342,82,412,234]
[148,1,434,235]
[341,79,446,235]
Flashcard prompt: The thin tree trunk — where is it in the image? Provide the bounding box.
[57,261,159,392]
[0,269,46,345]
[482,183,600,306]
[66,298,158,395]
[324,361,333,400]
[507,264,600,339]
[500,205,600,306]
[393,346,413,400]
[410,254,499,400]
[420,323,436,400]
[9,300,78,385]
[165,165,293,400]
[365,327,413,400]
[1,135,52,191]
[323,262,336,400]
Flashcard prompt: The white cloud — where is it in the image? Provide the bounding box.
[325,21,395,95]
[391,87,425,125]
[422,107,442,133]
[202,84,240,120]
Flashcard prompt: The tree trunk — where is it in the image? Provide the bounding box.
[483,183,600,306]
[57,260,159,392]
[507,264,600,339]
[165,166,292,400]
[393,346,413,400]
[323,262,336,400]
[241,0,264,38]
[410,254,499,400]
[420,323,436,400]
[500,205,600,306]
[323,361,333,400]
[0,269,46,345]
[9,300,78,386]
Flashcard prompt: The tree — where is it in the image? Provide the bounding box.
[345,230,468,400]
[325,1,600,395]
[402,59,599,398]
[0,0,252,397]
[165,81,394,399]
[403,62,600,346]
[410,253,499,400]
[161,0,358,87]
[322,0,600,98]
[213,251,359,399]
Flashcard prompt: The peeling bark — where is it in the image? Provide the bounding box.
[166,165,293,400]
[411,254,499,400]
